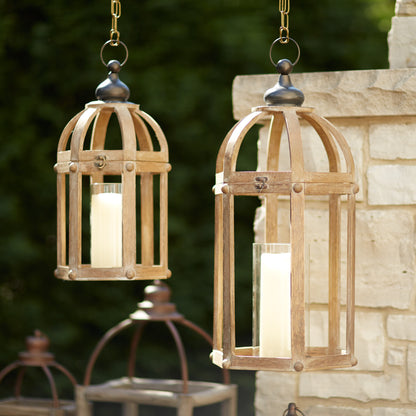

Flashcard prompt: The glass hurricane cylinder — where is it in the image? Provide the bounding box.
[90,183,123,268]
[253,243,291,358]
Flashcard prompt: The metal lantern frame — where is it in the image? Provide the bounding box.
[212,103,358,372]
[55,99,170,281]
[0,331,77,414]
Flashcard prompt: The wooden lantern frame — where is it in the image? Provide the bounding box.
[212,105,358,371]
[55,101,170,281]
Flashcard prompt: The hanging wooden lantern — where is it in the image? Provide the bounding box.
[212,44,358,371]
[54,44,171,281]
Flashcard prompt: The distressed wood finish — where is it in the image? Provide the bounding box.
[55,102,170,281]
[213,105,357,371]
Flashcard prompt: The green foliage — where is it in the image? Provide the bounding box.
[0,0,394,414]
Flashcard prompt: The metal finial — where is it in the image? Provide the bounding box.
[95,58,130,102]
[264,37,304,107]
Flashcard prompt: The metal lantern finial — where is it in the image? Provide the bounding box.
[55,38,171,281]
[212,37,357,371]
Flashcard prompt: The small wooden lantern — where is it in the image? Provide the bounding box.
[55,58,171,281]
[212,57,358,371]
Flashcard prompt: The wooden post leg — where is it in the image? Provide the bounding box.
[75,386,92,416]
[220,386,238,416]
[123,402,138,416]
[177,396,194,416]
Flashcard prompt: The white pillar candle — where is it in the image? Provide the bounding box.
[259,251,291,357]
[90,189,122,268]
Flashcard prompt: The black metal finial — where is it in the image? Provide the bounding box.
[264,37,304,107]
[95,59,130,102]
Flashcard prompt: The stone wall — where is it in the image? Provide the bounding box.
[232,67,416,415]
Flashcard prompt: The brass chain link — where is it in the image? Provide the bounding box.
[110,0,121,46]
[279,0,290,44]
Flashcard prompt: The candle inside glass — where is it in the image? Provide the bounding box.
[90,183,122,268]
[254,243,291,358]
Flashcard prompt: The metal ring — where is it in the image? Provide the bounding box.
[269,37,300,68]
[100,40,129,67]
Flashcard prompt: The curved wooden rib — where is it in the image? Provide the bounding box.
[136,110,169,157]
[223,111,265,177]
[57,110,84,152]
[283,109,304,181]
[216,122,241,174]
[311,115,356,177]
[70,107,99,162]
[131,112,153,151]
[299,112,341,173]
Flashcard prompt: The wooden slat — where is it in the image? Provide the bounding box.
[68,171,82,272]
[90,110,112,183]
[57,173,66,267]
[140,173,154,266]
[284,109,304,182]
[328,194,341,354]
[222,193,235,362]
[213,194,224,351]
[159,172,168,270]
[290,188,305,364]
[346,194,356,357]
[266,114,285,243]
[115,105,136,161]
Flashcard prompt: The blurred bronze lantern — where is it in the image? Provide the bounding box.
[211,40,358,371]
[54,43,171,281]
[0,331,77,415]
[76,281,237,416]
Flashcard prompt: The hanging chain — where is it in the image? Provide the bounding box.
[110,0,121,46]
[279,0,290,44]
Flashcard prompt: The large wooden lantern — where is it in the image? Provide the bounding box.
[55,52,170,281]
[212,52,358,371]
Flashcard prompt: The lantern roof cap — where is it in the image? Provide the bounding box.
[95,59,130,103]
[264,59,305,107]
